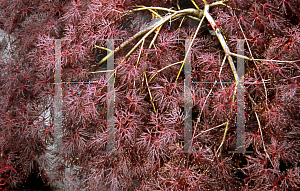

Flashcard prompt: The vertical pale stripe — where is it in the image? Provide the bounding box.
[106,39,116,153]
[184,38,193,153]
[54,39,63,153]
[236,39,246,153]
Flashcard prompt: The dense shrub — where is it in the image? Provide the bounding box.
[0,0,299,190]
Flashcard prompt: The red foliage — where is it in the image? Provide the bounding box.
[0,0,299,190]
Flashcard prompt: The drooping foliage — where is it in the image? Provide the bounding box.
[0,0,299,190]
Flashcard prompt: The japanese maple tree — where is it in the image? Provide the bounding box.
[0,0,299,190]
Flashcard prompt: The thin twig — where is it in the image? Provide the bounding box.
[191,0,200,10]
[233,12,274,167]
[175,12,206,84]
[216,119,230,157]
[194,81,217,130]
[246,93,274,168]
[87,70,114,74]
[218,55,227,89]
[134,38,145,89]
[210,0,228,7]
[148,25,162,50]
[194,122,227,139]
[94,45,113,52]
[148,61,184,83]
[229,52,300,63]
[203,4,239,157]
[136,39,144,68]
[144,72,156,113]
